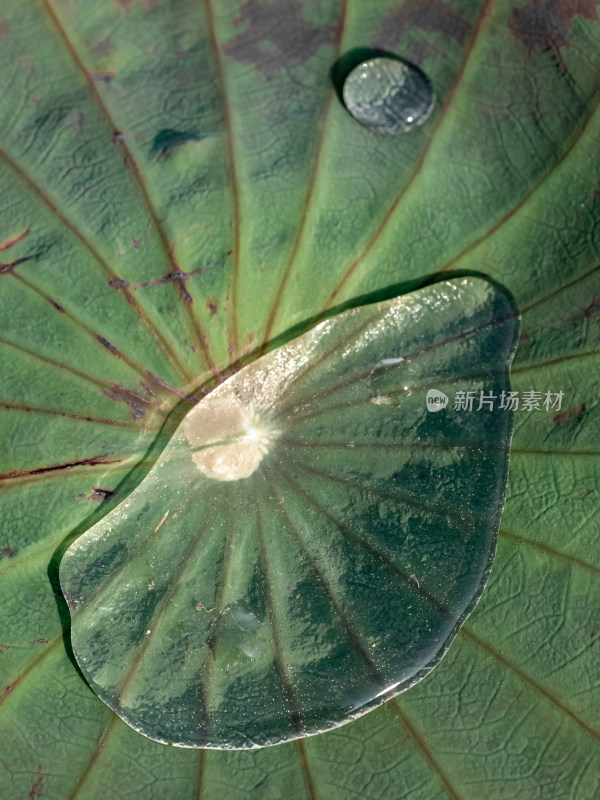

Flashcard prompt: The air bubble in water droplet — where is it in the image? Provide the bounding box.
[342,57,434,133]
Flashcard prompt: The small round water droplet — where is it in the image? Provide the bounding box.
[342,57,434,133]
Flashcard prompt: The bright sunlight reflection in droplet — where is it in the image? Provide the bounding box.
[183,399,277,482]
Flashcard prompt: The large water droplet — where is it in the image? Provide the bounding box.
[60,277,518,750]
[342,57,435,133]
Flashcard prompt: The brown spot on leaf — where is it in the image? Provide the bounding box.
[89,71,116,82]
[224,0,335,79]
[172,272,192,303]
[207,301,218,315]
[0,456,122,482]
[0,685,14,705]
[0,21,10,40]
[510,0,600,53]
[49,299,66,313]
[28,765,48,800]
[103,384,149,420]
[96,335,120,356]
[583,297,600,317]
[30,639,49,645]
[0,228,30,252]
[409,39,441,66]
[0,547,15,558]
[109,277,130,289]
[133,257,222,295]
[88,486,116,502]
[553,403,585,425]
[0,646,9,654]
[77,486,116,503]
[0,256,33,275]
[96,37,111,52]
[374,0,472,51]
[138,380,160,400]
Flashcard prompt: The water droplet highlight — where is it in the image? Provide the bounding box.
[183,398,277,482]
[343,57,434,133]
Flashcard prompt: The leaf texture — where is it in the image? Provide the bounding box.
[0,0,599,797]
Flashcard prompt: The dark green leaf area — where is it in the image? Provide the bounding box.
[60,277,518,749]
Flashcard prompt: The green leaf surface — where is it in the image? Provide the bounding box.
[0,0,599,798]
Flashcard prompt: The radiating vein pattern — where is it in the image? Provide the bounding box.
[0,0,598,795]
[60,277,518,749]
